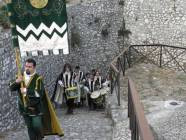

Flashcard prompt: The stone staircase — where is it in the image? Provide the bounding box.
[106,75,131,140]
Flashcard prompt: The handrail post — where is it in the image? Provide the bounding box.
[123,52,126,76]
[128,81,130,118]
[117,72,120,106]
[160,45,163,68]
[128,46,131,68]
[110,69,113,94]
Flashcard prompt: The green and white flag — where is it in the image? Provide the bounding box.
[6,0,69,56]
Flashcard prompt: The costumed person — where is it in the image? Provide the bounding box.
[86,70,105,110]
[9,58,64,140]
[51,71,65,108]
[73,66,85,107]
[52,63,76,114]
[94,70,102,90]
[84,73,96,110]
[102,74,110,88]
[91,69,96,76]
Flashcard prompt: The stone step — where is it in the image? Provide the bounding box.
[106,90,131,140]
[2,107,113,140]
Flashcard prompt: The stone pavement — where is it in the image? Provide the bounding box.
[0,108,113,140]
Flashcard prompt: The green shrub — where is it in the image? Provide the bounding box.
[0,5,10,29]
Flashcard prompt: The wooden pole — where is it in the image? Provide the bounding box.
[5,0,27,108]
[15,48,27,108]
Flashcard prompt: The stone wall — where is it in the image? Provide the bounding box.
[66,0,125,73]
[0,31,22,132]
[123,0,186,47]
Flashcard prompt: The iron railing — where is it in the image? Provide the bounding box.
[109,46,155,140]
[110,44,186,105]
[110,47,130,105]
[130,44,186,73]
[109,44,186,140]
[128,77,154,140]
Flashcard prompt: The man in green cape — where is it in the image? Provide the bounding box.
[10,58,64,140]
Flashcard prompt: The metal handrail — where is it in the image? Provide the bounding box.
[109,47,130,106]
[109,44,186,106]
[131,44,186,50]
[109,44,186,140]
[130,44,186,73]
[128,77,154,140]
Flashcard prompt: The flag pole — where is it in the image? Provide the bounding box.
[15,48,27,107]
[5,0,27,108]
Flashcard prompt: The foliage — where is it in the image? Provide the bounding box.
[71,31,81,48]
[101,28,109,37]
[118,29,131,38]
[118,19,131,38]
[65,0,70,3]
[0,5,10,29]
[94,17,100,23]
[118,0,125,6]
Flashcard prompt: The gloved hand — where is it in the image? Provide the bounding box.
[58,80,64,87]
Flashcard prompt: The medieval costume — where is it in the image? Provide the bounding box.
[10,72,64,140]
[94,70,103,90]
[73,66,85,106]
[84,73,96,110]
[84,71,104,110]
[52,63,76,114]
[52,73,65,106]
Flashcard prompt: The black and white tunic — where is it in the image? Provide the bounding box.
[73,71,85,103]
[73,71,84,85]
[84,79,95,93]
[62,72,74,88]
[52,72,74,104]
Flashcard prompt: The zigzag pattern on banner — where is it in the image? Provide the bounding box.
[16,22,67,41]
[18,32,69,57]
[17,28,67,41]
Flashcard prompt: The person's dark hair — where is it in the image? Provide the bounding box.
[75,66,80,69]
[85,72,90,77]
[91,69,96,76]
[63,63,72,73]
[26,58,36,67]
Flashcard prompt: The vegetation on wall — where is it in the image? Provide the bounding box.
[101,23,111,38]
[101,28,109,37]
[65,0,70,3]
[118,19,131,38]
[118,0,125,6]
[0,5,10,29]
[71,28,81,48]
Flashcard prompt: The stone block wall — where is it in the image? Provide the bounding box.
[66,0,126,73]
[0,31,22,132]
[123,0,186,47]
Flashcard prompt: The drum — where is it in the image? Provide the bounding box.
[99,88,109,96]
[91,90,104,106]
[91,90,101,99]
[65,86,78,100]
